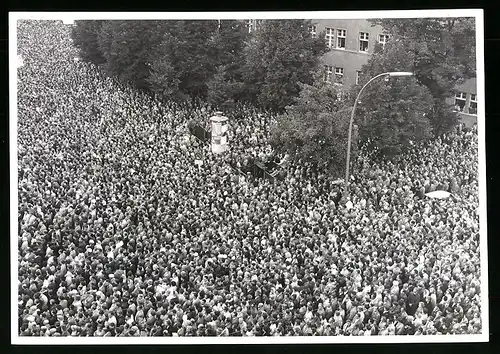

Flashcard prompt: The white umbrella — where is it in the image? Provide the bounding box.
[425,190,451,199]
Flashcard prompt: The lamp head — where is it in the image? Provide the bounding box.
[388,72,414,77]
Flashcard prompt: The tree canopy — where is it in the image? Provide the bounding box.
[369,17,476,134]
[271,79,352,177]
[206,20,249,109]
[72,19,325,110]
[146,20,220,101]
[350,39,434,155]
[97,20,172,90]
[242,20,327,112]
[71,20,106,65]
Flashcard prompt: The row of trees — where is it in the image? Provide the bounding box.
[272,17,476,172]
[72,18,476,175]
[71,19,326,112]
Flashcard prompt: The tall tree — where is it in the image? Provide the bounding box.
[147,48,186,102]
[71,20,107,65]
[96,20,219,97]
[351,39,434,155]
[146,24,187,102]
[147,20,219,101]
[206,20,249,109]
[207,20,249,78]
[242,20,327,112]
[271,77,351,177]
[97,20,171,90]
[206,65,246,110]
[369,17,476,135]
[174,20,220,99]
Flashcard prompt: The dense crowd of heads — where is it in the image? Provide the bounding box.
[17,20,482,337]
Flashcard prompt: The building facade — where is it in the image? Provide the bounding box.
[448,77,478,127]
[310,19,477,127]
[311,19,387,88]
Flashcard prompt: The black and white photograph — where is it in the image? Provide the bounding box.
[10,10,488,344]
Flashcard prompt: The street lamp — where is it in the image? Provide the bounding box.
[343,71,413,198]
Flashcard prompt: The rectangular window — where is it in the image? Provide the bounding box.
[309,25,317,38]
[356,71,361,85]
[454,92,467,112]
[336,29,346,49]
[359,32,369,52]
[324,65,333,82]
[334,67,344,81]
[469,93,477,115]
[378,34,390,48]
[325,28,335,48]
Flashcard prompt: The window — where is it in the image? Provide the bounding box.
[359,32,369,52]
[356,71,361,85]
[378,34,390,48]
[334,67,344,81]
[454,92,467,112]
[469,93,477,115]
[308,25,317,38]
[324,65,333,82]
[336,29,346,49]
[325,28,335,48]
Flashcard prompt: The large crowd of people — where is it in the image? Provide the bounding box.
[17,20,482,337]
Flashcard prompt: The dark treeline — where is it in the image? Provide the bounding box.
[71,19,326,113]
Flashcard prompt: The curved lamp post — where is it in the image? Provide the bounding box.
[343,71,413,198]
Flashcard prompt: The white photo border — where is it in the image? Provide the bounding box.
[9,9,488,345]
